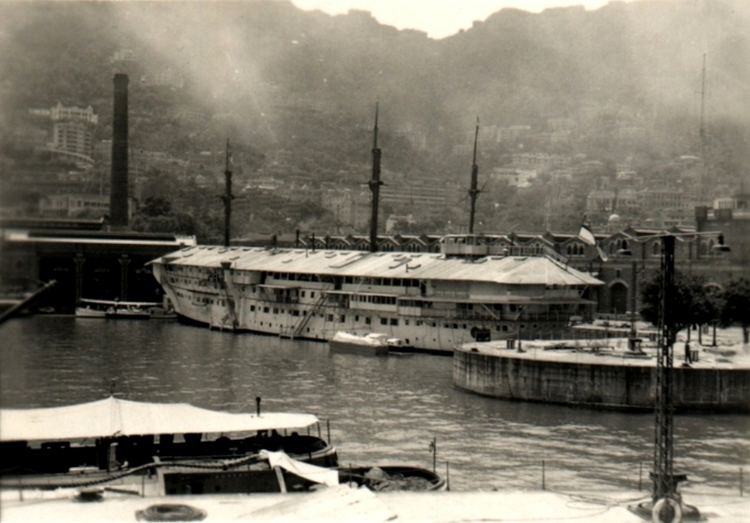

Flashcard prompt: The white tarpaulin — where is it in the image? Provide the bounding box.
[0,397,318,442]
[260,450,339,487]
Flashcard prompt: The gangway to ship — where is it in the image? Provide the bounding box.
[284,293,327,339]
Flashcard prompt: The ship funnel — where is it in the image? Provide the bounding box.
[110,73,129,228]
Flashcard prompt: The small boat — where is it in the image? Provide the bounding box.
[75,299,176,320]
[0,397,337,493]
[161,457,446,495]
[339,465,446,491]
[105,305,151,319]
[329,331,407,356]
[74,303,107,318]
[146,306,177,320]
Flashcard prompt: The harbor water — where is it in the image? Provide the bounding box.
[1,316,748,495]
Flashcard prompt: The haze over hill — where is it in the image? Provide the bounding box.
[1,0,748,238]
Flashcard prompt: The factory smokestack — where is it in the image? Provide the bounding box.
[110,73,129,228]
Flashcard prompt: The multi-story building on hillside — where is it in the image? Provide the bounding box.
[29,102,98,163]
[38,193,131,219]
[380,181,448,215]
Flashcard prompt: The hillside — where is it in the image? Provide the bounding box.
[1,0,748,237]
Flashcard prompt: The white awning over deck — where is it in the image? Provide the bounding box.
[0,397,318,442]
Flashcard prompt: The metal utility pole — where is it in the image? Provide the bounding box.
[653,235,676,501]
[699,53,707,154]
[368,102,382,253]
[468,117,480,235]
[222,140,234,247]
[699,53,709,200]
[628,261,639,351]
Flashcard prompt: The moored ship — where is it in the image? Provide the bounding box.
[150,109,602,353]
[150,246,602,353]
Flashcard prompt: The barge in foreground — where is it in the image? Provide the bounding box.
[149,246,602,353]
[0,396,336,492]
[454,338,750,412]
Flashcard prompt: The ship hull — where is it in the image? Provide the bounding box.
[165,292,575,353]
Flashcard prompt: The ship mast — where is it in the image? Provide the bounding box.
[468,117,480,235]
[369,102,382,253]
[222,139,234,247]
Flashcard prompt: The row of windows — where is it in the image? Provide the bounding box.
[193,296,227,306]
[270,272,324,282]
[399,299,433,308]
[351,295,397,305]
[174,291,541,333]
[272,272,421,288]
[170,266,426,290]
[565,244,586,256]
[168,276,222,290]
[346,277,420,287]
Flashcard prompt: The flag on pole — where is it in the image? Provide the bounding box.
[577,224,596,246]
[578,223,608,262]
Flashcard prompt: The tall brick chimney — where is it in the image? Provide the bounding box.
[110,73,129,228]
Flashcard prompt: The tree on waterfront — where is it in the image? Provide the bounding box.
[720,278,750,344]
[639,272,717,342]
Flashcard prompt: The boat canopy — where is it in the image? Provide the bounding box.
[0,397,318,442]
[79,298,161,307]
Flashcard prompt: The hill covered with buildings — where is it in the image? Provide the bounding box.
[1,0,749,240]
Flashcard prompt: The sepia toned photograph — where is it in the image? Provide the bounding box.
[0,0,748,521]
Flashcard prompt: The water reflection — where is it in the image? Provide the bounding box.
[1,317,747,492]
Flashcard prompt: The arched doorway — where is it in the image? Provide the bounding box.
[609,281,628,315]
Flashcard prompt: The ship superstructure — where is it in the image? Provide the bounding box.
[151,246,602,352]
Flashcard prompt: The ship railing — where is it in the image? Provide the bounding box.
[252,296,299,305]
[409,310,577,323]
[594,312,632,322]
[519,311,581,322]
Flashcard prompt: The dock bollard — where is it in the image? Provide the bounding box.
[639,462,643,491]
[429,437,437,473]
[446,461,450,491]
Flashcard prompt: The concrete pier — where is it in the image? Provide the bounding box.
[453,339,750,412]
[1,485,748,522]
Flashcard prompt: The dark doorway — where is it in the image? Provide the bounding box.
[609,282,628,315]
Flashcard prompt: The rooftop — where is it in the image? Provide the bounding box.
[156,246,602,287]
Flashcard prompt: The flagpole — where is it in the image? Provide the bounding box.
[222,139,234,248]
